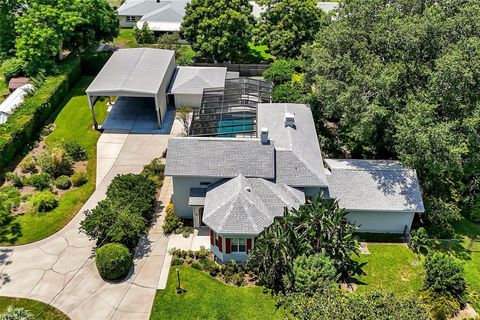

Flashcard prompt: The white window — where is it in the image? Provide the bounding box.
[231,238,246,252]
[126,16,137,22]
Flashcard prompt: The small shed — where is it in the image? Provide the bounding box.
[8,77,29,93]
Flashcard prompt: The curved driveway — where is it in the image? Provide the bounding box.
[0,127,178,319]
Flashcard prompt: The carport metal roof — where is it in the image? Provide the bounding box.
[86,48,175,97]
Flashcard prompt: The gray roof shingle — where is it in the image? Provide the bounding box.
[257,103,328,187]
[165,137,275,178]
[203,175,305,234]
[169,67,227,95]
[325,159,425,212]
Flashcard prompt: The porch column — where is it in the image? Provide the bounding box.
[87,94,98,130]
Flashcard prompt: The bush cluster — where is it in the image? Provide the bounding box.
[1,58,24,80]
[27,172,52,190]
[32,191,58,212]
[37,146,73,178]
[54,175,71,190]
[141,158,165,187]
[95,243,132,281]
[162,203,182,233]
[71,171,88,187]
[63,140,88,161]
[19,155,37,173]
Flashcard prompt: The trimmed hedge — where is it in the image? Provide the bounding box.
[96,243,133,281]
[80,51,113,76]
[0,57,81,171]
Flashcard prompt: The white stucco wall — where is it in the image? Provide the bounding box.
[346,211,415,234]
[157,57,177,125]
[171,176,221,218]
[210,234,256,263]
[173,93,203,109]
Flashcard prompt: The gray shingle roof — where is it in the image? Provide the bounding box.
[257,103,328,187]
[86,48,175,96]
[325,159,425,212]
[165,137,275,178]
[169,67,227,95]
[118,1,164,16]
[203,175,305,234]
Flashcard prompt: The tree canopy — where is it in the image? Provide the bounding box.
[254,0,329,58]
[300,0,480,235]
[0,0,21,59]
[12,0,118,74]
[181,0,254,62]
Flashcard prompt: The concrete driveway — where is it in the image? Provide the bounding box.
[0,120,182,319]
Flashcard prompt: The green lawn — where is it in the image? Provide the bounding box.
[0,76,107,245]
[151,266,284,320]
[0,297,68,320]
[354,244,424,297]
[112,29,138,48]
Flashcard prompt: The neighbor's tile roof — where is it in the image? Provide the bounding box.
[257,103,328,187]
[325,159,425,212]
[203,175,305,234]
[165,137,275,178]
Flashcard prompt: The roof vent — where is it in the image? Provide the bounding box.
[260,127,269,145]
[285,112,295,128]
[246,187,251,192]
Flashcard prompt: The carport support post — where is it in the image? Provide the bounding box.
[88,94,99,130]
[154,96,162,128]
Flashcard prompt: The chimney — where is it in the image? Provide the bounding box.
[285,112,295,128]
[260,127,269,144]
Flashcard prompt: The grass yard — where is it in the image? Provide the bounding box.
[354,244,424,297]
[112,29,138,48]
[150,266,284,320]
[0,76,107,245]
[0,297,68,320]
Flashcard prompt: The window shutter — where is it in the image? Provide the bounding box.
[218,235,223,252]
[247,238,252,252]
[226,238,231,254]
[210,229,214,245]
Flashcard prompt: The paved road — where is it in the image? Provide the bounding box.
[0,125,179,319]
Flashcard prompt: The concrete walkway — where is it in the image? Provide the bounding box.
[0,120,182,319]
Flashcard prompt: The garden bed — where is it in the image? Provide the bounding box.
[0,296,69,320]
[0,76,107,245]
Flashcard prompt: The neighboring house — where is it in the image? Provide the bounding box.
[86,48,228,129]
[117,0,339,31]
[118,0,188,33]
[0,84,34,125]
[165,103,425,263]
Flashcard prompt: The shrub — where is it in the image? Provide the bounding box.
[32,191,58,212]
[54,175,71,190]
[272,82,305,103]
[0,306,33,320]
[191,262,203,270]
[409,227,430,255]
[163,204,182,233]
[201,258,220,276]
[19,155,37,173]
[37,146,73,177]
[421,290,460,320]
[231,273,246,287]
[291,253,338,294]
[171,258,184,266]
[71,171,88,187]
[142,158,165,186]
[63,140,88,161]
[2,58,24,80]
[198,248,209,260]
[181,226,194,238]
[0,186,21,211]
[95,243,132,281]
[157,33,181,51]
[134,22,155,44]
[81,199,147,250]
[27,172,52,190]
[4,172,23,188]
[423,252,467,303]
[106,174,157,221]
[0,58,81,172]
[263,60,300,85]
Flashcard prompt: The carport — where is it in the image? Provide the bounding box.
[86,48,176,130]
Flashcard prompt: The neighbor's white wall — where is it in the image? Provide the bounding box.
[174,93,203,109]
[119,16,142,28]
[346,211,415,234]
[171,176,221,218]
